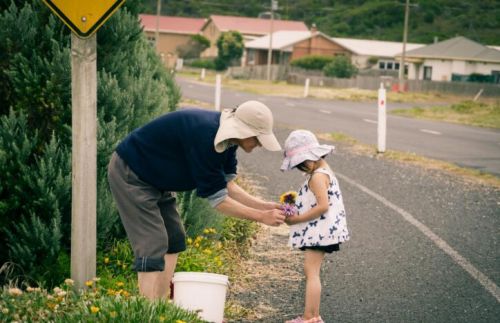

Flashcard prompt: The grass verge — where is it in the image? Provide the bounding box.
[391,100,500,129]
[176,70,465,104]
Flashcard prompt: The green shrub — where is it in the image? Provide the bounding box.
[177,191,224,238]
[186,58,217,70]
[290,55,335,70]
[0,279,204,322]
[323,55,358,78]
[0,0,179,287]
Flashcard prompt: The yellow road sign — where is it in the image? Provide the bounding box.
[43,0,125,38]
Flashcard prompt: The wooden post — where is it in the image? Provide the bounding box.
[215,74,221,111]
[304,78,310,97]
[377,83,387,153]
[71,33,97,288]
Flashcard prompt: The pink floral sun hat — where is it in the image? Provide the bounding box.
[280,129,334,171]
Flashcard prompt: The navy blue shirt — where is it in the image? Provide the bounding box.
[116,108,238,198]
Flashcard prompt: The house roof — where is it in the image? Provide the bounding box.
[139,14,206,34]
[245,31,313,51]
[331,37,425,57]
[204,15,308,36]
[401,36,500,63]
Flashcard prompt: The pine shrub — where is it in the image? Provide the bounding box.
[0,0,179,287]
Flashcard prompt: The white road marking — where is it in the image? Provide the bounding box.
[337,172,500,303]
[320,110,331,114]
[420,129,442,135]
[363,119,377,124]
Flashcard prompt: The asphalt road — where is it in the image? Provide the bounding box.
[176,76,500,176]
[237,127,500,322]
[175,76,500,322]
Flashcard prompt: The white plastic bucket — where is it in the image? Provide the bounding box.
[172,272,229,323]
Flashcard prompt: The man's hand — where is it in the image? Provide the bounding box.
[264,201,282,210]
[261,209,286,226]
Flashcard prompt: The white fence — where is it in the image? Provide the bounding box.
[227,65,500,97]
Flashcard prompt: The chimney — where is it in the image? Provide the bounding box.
[310,23,317,34]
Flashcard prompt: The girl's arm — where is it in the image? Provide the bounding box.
[227,180,281,210]
[286,172,330,225]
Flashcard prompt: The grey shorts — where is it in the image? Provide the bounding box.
[107,152,186,272]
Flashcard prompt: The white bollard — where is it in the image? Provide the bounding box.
[377,83,387,153]
[304,78,310,98]
[200,68,206,80]
[215,74,221,111]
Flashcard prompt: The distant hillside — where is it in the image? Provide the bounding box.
[143,0,500,46]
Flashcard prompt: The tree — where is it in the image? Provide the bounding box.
[0,0,180,286]
[176,34,210,59]
[215,30,244,70]
[323,55,358,78]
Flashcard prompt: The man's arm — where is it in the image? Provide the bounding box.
[215,194,285,227]
[226,180,280,210]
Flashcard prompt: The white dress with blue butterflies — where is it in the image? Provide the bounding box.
[289,167,349,249]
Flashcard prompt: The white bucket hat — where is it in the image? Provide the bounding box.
[281,130,334,171]
[214,100,281,153]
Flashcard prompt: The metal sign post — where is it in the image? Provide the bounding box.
[42,0,125,289]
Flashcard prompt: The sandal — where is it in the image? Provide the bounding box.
[285,317,304,323]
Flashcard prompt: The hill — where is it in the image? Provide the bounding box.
[142,0,500,46]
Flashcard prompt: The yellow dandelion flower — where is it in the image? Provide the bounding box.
[122,290,130,297]
[107,289,115,295]
[159,316,166,322]
[85,280,93,287]
[104,257,109,264]
[280,191,298,204]
[110,311,117,318]
[217,242,223,249]
[8,288,22,296]
[203,228,210,234]
[194,243,200,248]
[187,237,193,245]
[217,260,223,267]
[175,320,187,323]
[116,282,124,287]
[90,306,100,314]
[210,228,217,233]
[203,249,212,255]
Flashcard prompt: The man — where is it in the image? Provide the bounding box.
[107,100,285,299]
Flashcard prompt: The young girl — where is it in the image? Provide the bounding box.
[281,130,350,323]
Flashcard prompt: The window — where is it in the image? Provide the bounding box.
[387,62,393,70]
[423,66,432,80]
[379,61,386,69]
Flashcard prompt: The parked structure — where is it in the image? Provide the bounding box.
[244,28,350,66]
[330,37,425,71]
[397,36,500,83]
[139,14,206,68]
[200,15,308,58]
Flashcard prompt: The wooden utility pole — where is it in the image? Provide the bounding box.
[71,33,97,287]
[398,0,410,92]
[266,0,277,82]
[155,0,162,51]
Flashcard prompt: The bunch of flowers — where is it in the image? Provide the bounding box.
[279,191,298,217]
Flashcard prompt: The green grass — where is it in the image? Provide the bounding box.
[391,100,500,128]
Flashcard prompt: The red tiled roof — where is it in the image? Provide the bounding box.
[207,15,308,35]
[139,14,206,34]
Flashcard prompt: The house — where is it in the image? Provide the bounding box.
[139,14,206,67]
[244,28,351,66]
[396,36,500,83]
[330,37,425,71]
[200,15,308,58]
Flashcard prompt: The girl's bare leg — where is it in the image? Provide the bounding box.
[303,249,325,320]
